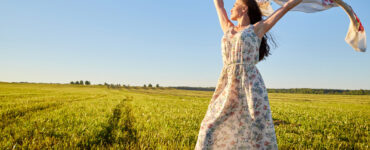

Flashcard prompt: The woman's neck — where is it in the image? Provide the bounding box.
[236,15,250,28]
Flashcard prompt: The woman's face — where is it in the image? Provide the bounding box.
[230,0,248,21]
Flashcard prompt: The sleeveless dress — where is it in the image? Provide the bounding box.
[194,25,278,150]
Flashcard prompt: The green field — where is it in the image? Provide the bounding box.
[0,82,368,149]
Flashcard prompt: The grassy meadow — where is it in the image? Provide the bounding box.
[0,82,368,149]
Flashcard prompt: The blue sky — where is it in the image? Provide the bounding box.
[0,0,369,90]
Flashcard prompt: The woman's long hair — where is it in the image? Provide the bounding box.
[242,0,276,61]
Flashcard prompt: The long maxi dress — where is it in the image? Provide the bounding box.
[195,25,278,150]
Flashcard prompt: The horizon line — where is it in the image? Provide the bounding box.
[1,81,369,91]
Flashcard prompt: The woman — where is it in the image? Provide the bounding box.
[195,0,302,149]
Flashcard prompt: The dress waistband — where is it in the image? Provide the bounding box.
[224,63,255,71]
[226,63,247,65]
[226,63,247,66]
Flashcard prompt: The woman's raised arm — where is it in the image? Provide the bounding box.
[254,0,303,39]
[214,0,235,34]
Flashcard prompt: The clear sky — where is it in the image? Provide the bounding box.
[0,0,369,90]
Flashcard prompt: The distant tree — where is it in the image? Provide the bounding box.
[70,81,74,84]
[148,83,152,88]
[156,84,159,88]
[105,83,121,89]
[358,89,365,95]
[85,80,91,85]
[143,84,147,88]
[104,82,108,86]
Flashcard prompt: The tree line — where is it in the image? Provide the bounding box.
[102,83,161,89]
[70,80,91,85]
[170,86,370,95]
[69,81,161,89]
[266,88,370,95]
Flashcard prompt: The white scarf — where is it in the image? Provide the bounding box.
[256,0,366,52]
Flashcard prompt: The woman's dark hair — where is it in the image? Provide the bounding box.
[242,0,276,61]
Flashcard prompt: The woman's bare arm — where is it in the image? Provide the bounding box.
[214,0,235,34]
[254,0,303,39]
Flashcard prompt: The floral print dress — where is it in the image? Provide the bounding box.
[195,25,278,150]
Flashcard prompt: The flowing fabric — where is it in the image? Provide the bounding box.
[256,0,366,52]
[195,25,278,150]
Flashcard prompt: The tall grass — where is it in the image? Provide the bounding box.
[0,82,368,149]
